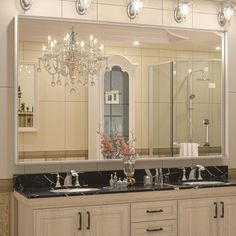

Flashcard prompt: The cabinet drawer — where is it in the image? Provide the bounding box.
[131,201,177,222]
[131,220,177,236]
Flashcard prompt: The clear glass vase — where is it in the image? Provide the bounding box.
[102,152,115,159]
[123,156,136,186]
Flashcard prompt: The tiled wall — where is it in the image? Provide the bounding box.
[0,193,10,236]
[0,0,236,180]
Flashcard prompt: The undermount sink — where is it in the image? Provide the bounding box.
[50,188,100,193]
[183,181,225,186]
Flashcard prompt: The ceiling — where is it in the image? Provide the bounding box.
[19,17,223,52]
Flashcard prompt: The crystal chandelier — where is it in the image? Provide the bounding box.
[38,28,106,94]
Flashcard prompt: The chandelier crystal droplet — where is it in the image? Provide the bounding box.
[38,28,107,92]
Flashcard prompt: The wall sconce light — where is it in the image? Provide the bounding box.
[174,0,191,23]
[217,0,234,27]
[20,0,32,11]
[127,0,144,19]
[76,0,92,15]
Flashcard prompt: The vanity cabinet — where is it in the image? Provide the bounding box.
[131,201,177,236]
[35,207,83,236]
[15,187,236,236]
[178,196,236,236]
[20,203,130,236]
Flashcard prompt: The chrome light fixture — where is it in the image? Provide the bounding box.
[127,0,144,19]
[38,29,106,94]
[218,0,234,27]
[20,0,32,11]
[174,0,191,23]
[76,0,92,15]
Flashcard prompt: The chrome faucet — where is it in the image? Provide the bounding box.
[64,171,73,187]
[63,170,80,187]
[188,165,205,180]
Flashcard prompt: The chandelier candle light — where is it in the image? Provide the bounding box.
[38,28,106,94]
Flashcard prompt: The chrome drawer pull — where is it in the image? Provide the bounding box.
[146,209,163,214]
[146,227,163,232]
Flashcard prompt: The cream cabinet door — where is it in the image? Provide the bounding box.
[219,196,236,236]
[178,198,218,236]
[35,207,83,236]
[84,204,130,236]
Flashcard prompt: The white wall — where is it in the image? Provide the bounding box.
[0,0,235,179]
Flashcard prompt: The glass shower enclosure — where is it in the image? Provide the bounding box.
[149,60,222,157]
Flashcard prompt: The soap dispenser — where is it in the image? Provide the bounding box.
[113,172,118,189]
[109,174,114,188]
[117,178,123,189]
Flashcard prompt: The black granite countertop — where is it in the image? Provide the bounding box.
[14,166,235,199]
[14,180,236,199]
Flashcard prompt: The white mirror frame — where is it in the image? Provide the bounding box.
[17,61,39,133]
[13,15,228,165]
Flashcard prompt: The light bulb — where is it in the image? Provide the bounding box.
[133,41,140,46]
[133,0,143,12]
[224,6,234,21]
[180,3,190,17]
[81,0,91,9]
[80,41,85,47]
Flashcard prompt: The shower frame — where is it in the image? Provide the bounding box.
[148,59,224,157]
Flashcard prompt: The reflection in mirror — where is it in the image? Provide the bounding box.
[15,16,225,164]
[18,62,38,132]
[149,60,222,157]
[104,66,129,139]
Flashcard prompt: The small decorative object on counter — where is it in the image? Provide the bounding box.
[122,156,136,186]
[117,178,123,189]
[109,174,114,188]
[113,172,118,188]
[116,133,137,186]
[122,178,128,188]
[154,168,159,186]
[143,175,153,186]
[158,168,164,186]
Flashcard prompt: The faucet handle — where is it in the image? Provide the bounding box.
[182,168,187,181]
[55,173,62,188]
[71,170,79,177]
[197,167,205,180]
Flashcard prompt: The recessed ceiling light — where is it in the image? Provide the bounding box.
[133,41,140,46]
[215,46,221,51]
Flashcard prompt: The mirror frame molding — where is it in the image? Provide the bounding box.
[13,15,228,165]
[18,61,39,133]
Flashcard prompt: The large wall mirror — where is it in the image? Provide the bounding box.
[14,15,226,164]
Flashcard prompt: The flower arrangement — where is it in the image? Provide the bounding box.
[97,132,116,159]
[97,131,137,160]
[115,133,136,159]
